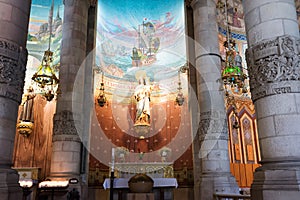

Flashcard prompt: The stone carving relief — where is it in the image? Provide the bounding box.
[246,35,300,101]
[198,110,228,141]
[53,110,81,136]
[0,39,28,103]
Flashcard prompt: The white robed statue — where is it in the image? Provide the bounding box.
[134,71,152,126]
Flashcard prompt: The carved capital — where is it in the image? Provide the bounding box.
[246,35,300,101]
[53,110,81,136]
[0,39,28,103]
[198,110,228,141]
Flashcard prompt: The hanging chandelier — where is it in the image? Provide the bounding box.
[217,0,248,128]
[175,64,188,106]
[31,0,59,101]
[97,70,107,107]
[221,28,247,97]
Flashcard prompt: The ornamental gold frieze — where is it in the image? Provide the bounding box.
[0,39,28,103]
[246,35,300,101]
[111,162,174,178]
[225,97,255,114]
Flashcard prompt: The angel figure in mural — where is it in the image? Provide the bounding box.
[231,7,243,28]
[134,71,152,126]
[19,86,36,123]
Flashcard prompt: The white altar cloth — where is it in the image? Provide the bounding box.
[103,178,178,190]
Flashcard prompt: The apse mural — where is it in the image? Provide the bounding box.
[95,0,187,99]
[217,0,246,42]
[90,0,193,186]
[25,0,63,93]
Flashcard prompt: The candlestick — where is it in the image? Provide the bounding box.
[111,147,115,172]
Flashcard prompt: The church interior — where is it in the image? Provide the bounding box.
[1,0,300,200]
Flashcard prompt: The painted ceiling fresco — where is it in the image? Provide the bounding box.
[25,0,63,93]
[216,0,246,41]
[95,0,187,99]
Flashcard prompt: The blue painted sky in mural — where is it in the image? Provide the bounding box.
[98,0,183,25]
[26,0,63,70]
[29,0,63,33]
[96,0,187,82]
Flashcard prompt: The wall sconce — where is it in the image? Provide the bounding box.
[175,63,188,106]
[16,121,34,137]
[97,70,107,107]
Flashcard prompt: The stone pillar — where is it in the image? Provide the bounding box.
[49,0,89,189]
[80,1,98,199]
[243,0,300,199]
[0,0,31,199]
[191,0,239,199]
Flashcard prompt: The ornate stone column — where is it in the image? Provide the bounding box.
[191,0,238,199]
[49,0,89,188]
[243,0,300,199]
[0,0,31,199]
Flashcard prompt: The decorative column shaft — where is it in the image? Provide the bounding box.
[191,0,238,199]
[50,0,89,180]
[243,0,300,199]
[0,0,31,199]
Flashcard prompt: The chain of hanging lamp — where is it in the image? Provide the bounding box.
[31,0,59,101]
[175,63,188,106]
[217,0,249,128]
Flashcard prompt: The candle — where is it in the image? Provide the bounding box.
[111,147,115,172]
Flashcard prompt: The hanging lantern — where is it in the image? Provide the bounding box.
[217,1,249,134]
[97,71,107,107]
[219,0,248,96]
[175,64,188,106]
[31,0,59,101]
[175,81,184,106]
[32,50,59,102]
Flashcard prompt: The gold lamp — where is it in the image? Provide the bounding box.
[32,0,59,101]
[16,122,34,137]
[97,70,107,107]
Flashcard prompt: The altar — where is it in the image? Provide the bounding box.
[103,158,177,199]
[103,178,178,189]
[103,178,178,200]
[109,162,174,178]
